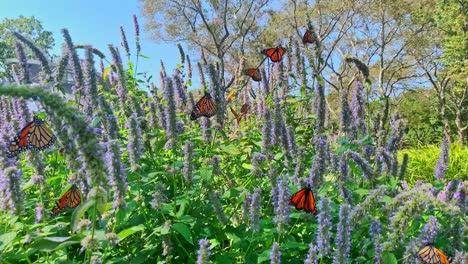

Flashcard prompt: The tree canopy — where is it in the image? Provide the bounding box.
[0,15,54,79]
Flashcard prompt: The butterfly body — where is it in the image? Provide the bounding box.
[7,116,56,158]
[191,92,217,120]
[51,184,82,216]
[243,68,261,82]
[261,46,286,63]
[290,185,317,215]
[303,29,317,45]
[418,245,452,264]
[230,103,250,124]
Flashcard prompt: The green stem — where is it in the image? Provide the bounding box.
[87,198,99,264]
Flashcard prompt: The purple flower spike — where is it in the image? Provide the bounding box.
[332,204,351,264]
[316,198,332,258]
[196,238,211,264]
[434,136,450,180]
[132,14,141,53]
[120,26,130,57]
[270,242,281,264]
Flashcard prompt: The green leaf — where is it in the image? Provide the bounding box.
[355,189,370,196]
[71,200,95,232]
[241,163,252,170]
[281,241,309,250]
[381,251,398,264]
[103,66,111,80]
[43,236,70,243]
[0,232,16,251]
[30,238,61,252]
[117,224,145,242]
[171,223,193,245]
[220,145,239,155]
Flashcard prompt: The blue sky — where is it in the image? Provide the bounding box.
[0,0,181,85]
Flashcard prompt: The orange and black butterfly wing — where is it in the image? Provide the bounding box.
[434,248,452,264]
[51,189,71,216]
[418,245,452,264]
[65,185,81,209]
[304,188,318,215]
[290,188,307,210]
[7,121,35,157]
[303,29,316,44]
[190,92,217,120]
[244,68,261,82]
[263,47,286,62]
[290,186,317,215]
[51,185,81,216]
[230,107,241,124]
[29,122,56,151]
[272,47,286,62]
[261,48,277,58]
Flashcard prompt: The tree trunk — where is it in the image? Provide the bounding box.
[454,107,466,145]
[439,88,453,143]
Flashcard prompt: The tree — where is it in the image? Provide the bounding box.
[408,0,467,145]
[0,16,54,80]
[139,0,270,89]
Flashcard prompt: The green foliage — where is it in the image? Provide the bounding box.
[399,143,468,183]
[397,88,443,146]
[0,15,54,78]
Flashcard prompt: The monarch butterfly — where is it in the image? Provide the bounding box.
[290,185,317,215]
[7,116,56,158]
[51,184,82,216]
[418,245,452,264]
[243,68,261,82]
[303,29,317,45]
[230,103,250,124]
[190,92,217,120]
[261,46,286,63]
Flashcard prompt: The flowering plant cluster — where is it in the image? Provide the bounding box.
[0,14,465,264]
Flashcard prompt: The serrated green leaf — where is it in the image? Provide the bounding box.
[171,223,193,245]
[117,224,145,242]
[381,251,398,264]
[0,232,16,251]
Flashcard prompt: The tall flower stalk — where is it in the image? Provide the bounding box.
[434,136,450,179]
[62,29,84,89]
[316,198,332,258]
[13,42,30,84]
[351,81,367,137]
[333,204,351,264]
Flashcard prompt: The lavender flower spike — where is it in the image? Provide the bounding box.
[120,25,130,57]
[351,81,367,135]
[316,198,332,258]
[62,28,84,88]
[249,188,262,232]
[183,140,194,184]
[13,42,30,84]
[304,243,318,264]
[270,242,281,264]
[196,238,211,264]
[132,14,141,53]
[332,203,351,264]
[434,136,450,179]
